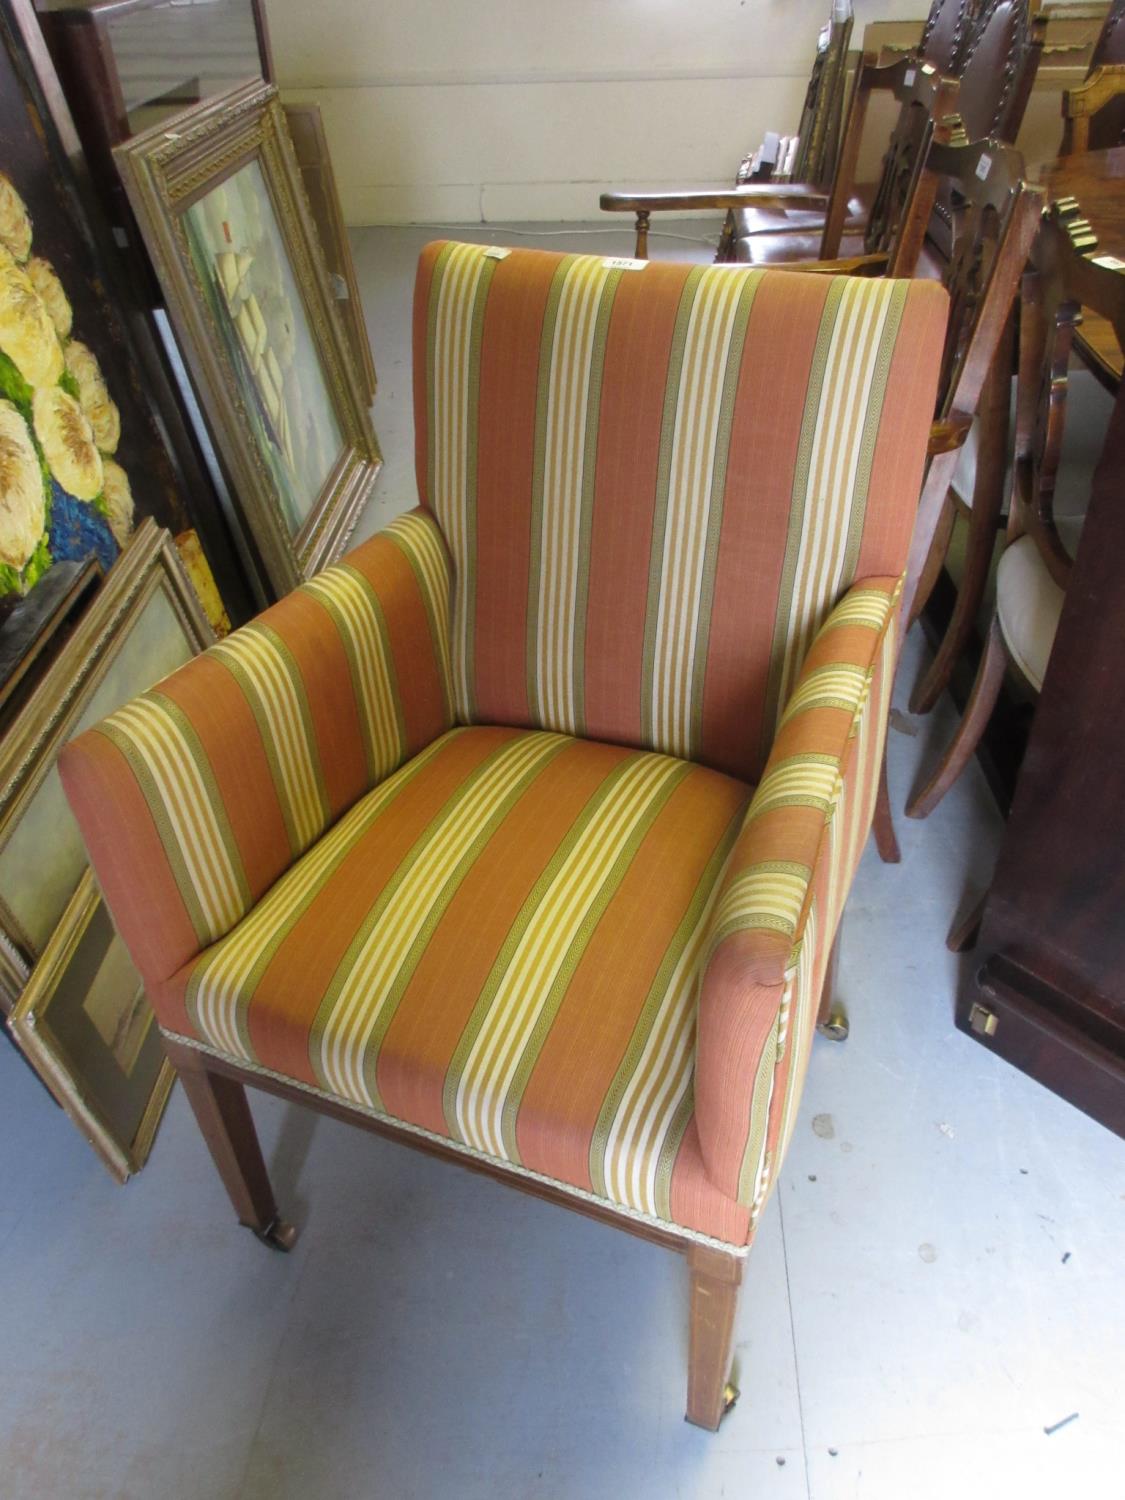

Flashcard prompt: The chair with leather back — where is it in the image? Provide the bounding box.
[601,0,1041,270]
[58,246,948,1431]
[1060,0,1125,155]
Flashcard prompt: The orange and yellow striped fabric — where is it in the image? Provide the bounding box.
[695,579,900,1208]
[59,511,454,993]
[155,725,754,1243]
[60,246,948,1248]
[413,242,945,780]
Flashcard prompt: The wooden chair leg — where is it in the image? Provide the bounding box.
[686,1244,744,1430]
[165,1040,298,1251]
[906,489,957,630]
[872,743,901,864]
[910,327,1013,714]
[816,929,847,1040]
[906,612,1008,821]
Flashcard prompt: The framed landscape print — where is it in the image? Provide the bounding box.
[9,869,173,1181]
[0,0,190,685]
[0,519,211,1011]
[115,79,382,594]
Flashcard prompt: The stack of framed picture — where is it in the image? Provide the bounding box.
[39,0,383,600]
[2,519,212,1179]
[115,80,382,594]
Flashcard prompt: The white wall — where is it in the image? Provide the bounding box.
[270,0,928,224]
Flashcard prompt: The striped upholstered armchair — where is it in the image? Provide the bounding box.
[60,244,946,1429]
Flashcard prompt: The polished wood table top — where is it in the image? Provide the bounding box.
[1037,145,1125,388]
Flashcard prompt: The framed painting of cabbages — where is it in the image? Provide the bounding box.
[115,79,381,595]
[0,1,187,658]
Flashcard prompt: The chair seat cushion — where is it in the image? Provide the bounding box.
[996,535,1066,692]
[159,726,757,1246]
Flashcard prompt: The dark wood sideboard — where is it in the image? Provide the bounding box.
[959,375,1125,1136]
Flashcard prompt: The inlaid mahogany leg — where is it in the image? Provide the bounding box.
[872,744,901,864]
[816,930,847,1040]
[165,1039,297,1251]
[686,1245,743,1429]
[906,613,1008,821]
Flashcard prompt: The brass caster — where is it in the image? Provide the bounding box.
[817,1006,849,1042]
[723,1382,740,1415]
[250,1217,299,1252]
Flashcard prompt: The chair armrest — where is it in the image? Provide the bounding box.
[599,186,831,215]
[693,578,902,1209]
[59,509,455,991]
[770,252,889,278]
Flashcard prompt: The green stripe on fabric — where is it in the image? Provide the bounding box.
[571,267,621,736]
[736,1010,781,1206]
[588,806,742,1200]
[459,256,497,724]
[440,752,688,1151]
[840,280,909,582]
[184,734,457,1060]
[495,755,688,1164]
[525,255,579,720]
[653,1089,696,1225]
[97,696,251,946]
[304,566,408,785]
[211,625,331,858]
[687,270,761,756]
[385,514,455,723]
[758,277,847,765]
[639,266,706,748]
[306,732,568,1103]
[424,241,458,515]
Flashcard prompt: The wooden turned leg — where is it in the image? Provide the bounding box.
[634,210,651,260]
[906,612,1008,821]
[906,490,956,631]
[686,1245,743,1430]
[872,744,901,864]
[166,1041,297,1251]
[816,930,847,1040]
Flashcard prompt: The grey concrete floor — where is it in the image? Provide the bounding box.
[1,225,1123,1500]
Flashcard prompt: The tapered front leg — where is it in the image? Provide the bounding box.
[686,1244,743,1429]
[165,1039,297,1251]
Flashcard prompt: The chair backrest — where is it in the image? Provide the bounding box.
[791,3,855,189]
[956,0,1044,145]
[924,0,1044,260]
[920,0,976,73]
[1010,201,1125,583]
[1061,62,1125,154]
[1091,0,1125,67]
[413,244,947,784]
[923,138,1043,419]
[863,62,962,261]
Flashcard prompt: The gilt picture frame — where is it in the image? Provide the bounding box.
[0,518,212,1013]
[9,868,173,1181]
[114,79,382,595]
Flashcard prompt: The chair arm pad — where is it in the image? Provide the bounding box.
[59,510,455,990]
[694,578,902,1208]
[600,186,831,214]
